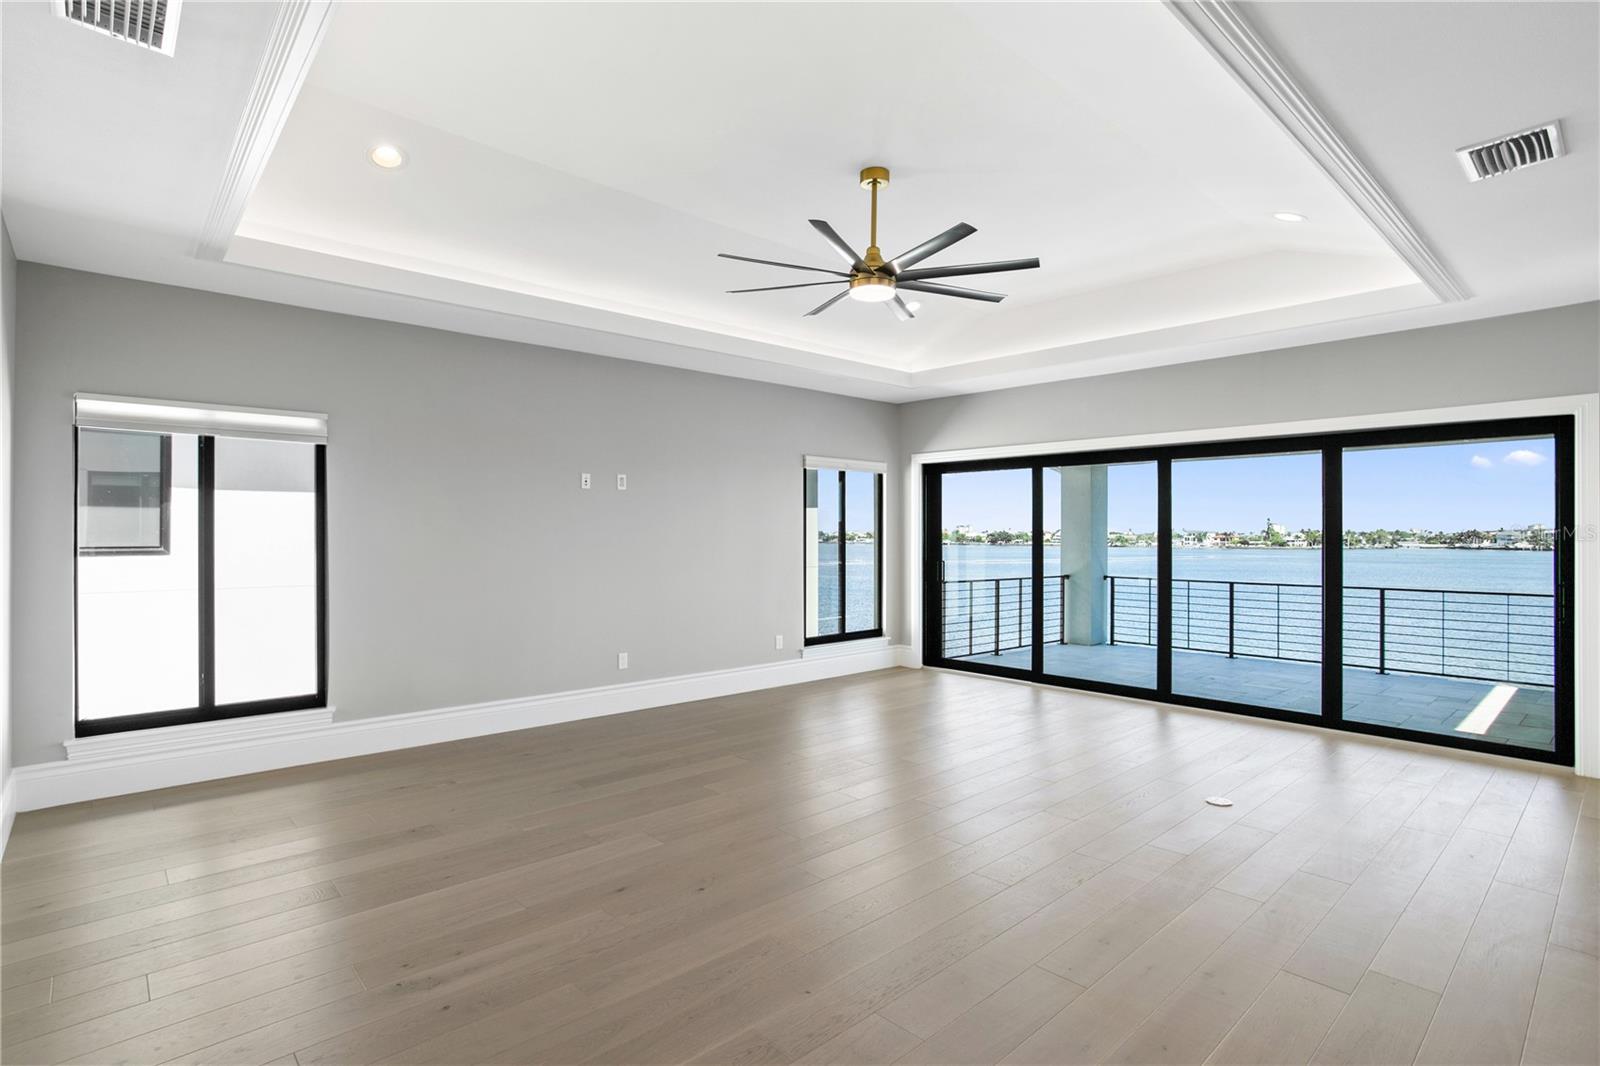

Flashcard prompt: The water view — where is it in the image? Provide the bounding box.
[940,543,1554,593]
[930,434,1563,754]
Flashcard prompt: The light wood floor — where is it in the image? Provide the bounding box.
[2,668,1596,1066]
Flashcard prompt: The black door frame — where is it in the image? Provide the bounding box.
[921,415,1576,767]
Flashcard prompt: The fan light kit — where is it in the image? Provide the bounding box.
[720,165,1041,320]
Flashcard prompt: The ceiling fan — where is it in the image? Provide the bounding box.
[719,166,1041,321]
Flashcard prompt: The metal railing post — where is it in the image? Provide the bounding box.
[993,580,1001,656]
[1108,577,1116,646]
[1275,584,1282,660]
[1060,575,1067,645]
[1146,578,1153,644]
[1377,587,1387,674]
[1227,581,1236,659]
[1017,578,1024,648]
[1446,589,1459,672]
[967,581,973,656]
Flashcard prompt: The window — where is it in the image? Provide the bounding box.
[77,430,170,554]
[923,416,1575,765]
[805,460,883,644]
[74,395,327,735]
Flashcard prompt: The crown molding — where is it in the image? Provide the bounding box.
[193,0,334,261]
[1167,0,1469,304]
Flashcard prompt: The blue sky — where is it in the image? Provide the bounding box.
[939,437,1555,533]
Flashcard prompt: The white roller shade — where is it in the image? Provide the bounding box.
[74,394,327,444]
[804,455,886,474]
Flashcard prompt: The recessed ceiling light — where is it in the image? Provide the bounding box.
[904,301,922,312]
[1273,211,1307,223]
[369,144,406,169]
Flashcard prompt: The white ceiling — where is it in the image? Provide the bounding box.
[3,1,1595,402]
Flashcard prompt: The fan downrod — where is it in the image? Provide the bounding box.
[858,166,891,272]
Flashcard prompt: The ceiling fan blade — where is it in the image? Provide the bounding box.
[896,257,1041,282]
[808,220,864,269]
[718,253,850,278]
[889,295,916,322]
[804,289,851,317]
[887,223,976,273]
[727,281,847,294]
[896,279,1006,303]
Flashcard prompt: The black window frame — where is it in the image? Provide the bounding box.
[74,430,330,737]
[805,467,885,646]
[76,432,172,556]
[922,415,1576,767]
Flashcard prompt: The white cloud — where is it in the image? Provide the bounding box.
[1470,455,1493,469]
[1504,449,1546,466]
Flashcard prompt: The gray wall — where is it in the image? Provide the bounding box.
[1,223,14,798]
[11,265,902,768]
[901,303,1600,455]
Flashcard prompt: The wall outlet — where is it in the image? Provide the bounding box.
[775,634,783,650]
[617,651,628,670]
[581,473,591,489]
[616,473,627,491]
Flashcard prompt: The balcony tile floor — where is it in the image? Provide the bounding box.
[961,643,1556,751]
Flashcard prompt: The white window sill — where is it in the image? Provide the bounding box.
[64,706,336,762]
[801,635,891,659]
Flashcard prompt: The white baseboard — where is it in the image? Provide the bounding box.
[1,775,16,860]
[7,644,912,816]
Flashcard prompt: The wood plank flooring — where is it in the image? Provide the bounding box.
[2,668,1596,1065]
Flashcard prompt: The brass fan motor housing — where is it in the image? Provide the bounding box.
[848,275,895,298]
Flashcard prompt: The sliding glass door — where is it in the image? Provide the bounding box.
[1171,450,1323,715]
[1041,460,1159,690]
[934,466,1037,674]
[1341,432,1561,752]
[923,416,1575,765]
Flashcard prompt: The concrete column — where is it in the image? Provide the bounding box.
[1058,465,1109,644]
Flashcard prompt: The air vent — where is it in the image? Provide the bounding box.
[1456,122,1564,182]
[55,0,182,56]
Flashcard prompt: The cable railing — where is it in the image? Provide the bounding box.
[941,573,1555,688]
[939,575,1068,658]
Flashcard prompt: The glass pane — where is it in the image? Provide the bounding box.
[79,431,167,552]
[1342,436,1557,752]
[1041,461,1159,689]
[1171,452,1323,714]
[76,430,198,720]
[805,469,841,638]
[214,437,319,705]
[843,470,879,633]
[939,468,1034,669]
